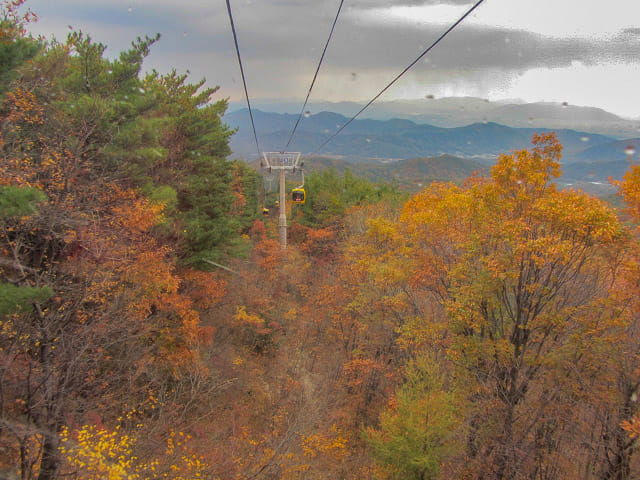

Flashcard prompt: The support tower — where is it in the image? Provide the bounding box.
[262,152,302,248]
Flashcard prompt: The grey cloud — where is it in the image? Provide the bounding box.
[227,15,630,72]
[349,0,474,5]
[23,0,640,107]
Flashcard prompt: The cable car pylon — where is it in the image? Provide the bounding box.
[262,152,303,248]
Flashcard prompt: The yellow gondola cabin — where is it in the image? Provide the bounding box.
[291,188,306,205]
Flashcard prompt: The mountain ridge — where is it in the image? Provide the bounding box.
[224,107,639,195]
[225,108,625,163]
[227,96,640,137]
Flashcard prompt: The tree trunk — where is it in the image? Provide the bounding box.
[36,432,59,480]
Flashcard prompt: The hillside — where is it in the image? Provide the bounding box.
[225,109,618,164]
[229,97,640,138]
[298,154,485,192]
[5,6,640,480]
[227,109,639,191]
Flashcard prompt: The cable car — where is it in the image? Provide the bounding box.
[291,188,306,205]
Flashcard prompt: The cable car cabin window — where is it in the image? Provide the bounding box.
[291,188,306,204]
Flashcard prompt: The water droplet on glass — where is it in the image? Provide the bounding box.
[304,111,311,118]
[625,146,636,156]
[580,136,590,142]
[562,101,569,108]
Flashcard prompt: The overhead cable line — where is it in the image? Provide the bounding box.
[309,0,486,156]
[282,0,345,152]
[226,0,262,158]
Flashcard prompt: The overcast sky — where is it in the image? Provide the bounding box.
[20,0,640,119]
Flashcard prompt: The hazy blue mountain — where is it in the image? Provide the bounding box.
[561,160,630,182]
[224,109,616,164]
[228,97,640,137]
[571,138,640,163]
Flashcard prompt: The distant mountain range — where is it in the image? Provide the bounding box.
[228,97,640,138]
[224,102,640,195]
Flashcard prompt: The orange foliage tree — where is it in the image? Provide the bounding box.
[365,134,635,479]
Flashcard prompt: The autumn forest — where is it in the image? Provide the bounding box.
[2,1,640,479]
